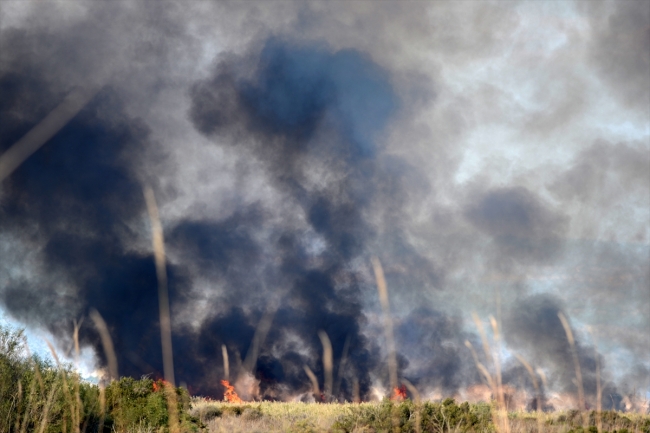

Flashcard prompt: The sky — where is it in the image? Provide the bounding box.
[0,0,648,407]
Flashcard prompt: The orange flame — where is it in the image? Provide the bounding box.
[391,384,407,401]
[152,379,171,392]
[221,380,243,403]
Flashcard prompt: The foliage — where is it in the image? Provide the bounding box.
[545,409,650,433]
[103,377,197,432]
[331,398,494,433]
[4,324,650,433]
[0,323,200,432]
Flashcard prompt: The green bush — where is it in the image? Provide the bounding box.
[332,398,494,433]
[1,323,199,432]
[103,377,169,430]
[0,325,91,433]
[195,405,222,421]
[547,410,650,433]
[96,376,197,432]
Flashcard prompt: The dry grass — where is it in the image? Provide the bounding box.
[507,409,650,433]
[188,399,650,433]
[190,399,365,433]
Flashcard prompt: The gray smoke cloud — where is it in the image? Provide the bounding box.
[0,0,647,404]
[584,0,650,112]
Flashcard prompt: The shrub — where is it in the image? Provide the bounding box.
[194,404,223,421]
[332,398,493,433]
[0,323,199,432]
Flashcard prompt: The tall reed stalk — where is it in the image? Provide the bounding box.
[144,186,179,433]
[371,257,401,433]
[469,313,510,433]
[558,312,586,429]
[514,354,543,433]
[318,330,334,399]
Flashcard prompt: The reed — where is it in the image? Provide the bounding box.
[241,306,275,377]
[0,86,98,183]
[469,313,510,433]
[318,330,334,399]
[352,376,360,403]
[36,383,58,433]
[45,340,78,433]
[333,335,350,399]
[513,353,543,433]
[89,309,118,382]
[588,328,603,433]
[72,320,83,433]
[303,365,320,400]
[221,344,230,382]
[144,186,180,433]
[372,257,406,433]
[401,378,422,433]
[371,257,398,392]
[558,312,586,429]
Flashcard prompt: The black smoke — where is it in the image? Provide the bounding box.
[0,11,198,385]
[0,27,455,400]
[465,186,568,267]
[503,294,626,410]
[1,2,647,405]
[181,37,422,399]
[394,307,479,393]
[0,81,179,376]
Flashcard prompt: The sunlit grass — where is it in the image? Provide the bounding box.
[189,398,650,433]
[191,398,364,432]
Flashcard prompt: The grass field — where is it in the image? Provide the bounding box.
[3,323,650,433]
[189,398,650,433]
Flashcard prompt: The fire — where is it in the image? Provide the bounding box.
[152,379,171,392]
[391,384,407,401]
[221,380,243,403]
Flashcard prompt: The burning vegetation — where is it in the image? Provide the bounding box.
[152,379,172,393]
[391,385,408,401]
[221,380,243,403]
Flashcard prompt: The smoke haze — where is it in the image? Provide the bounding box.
[1,0,648,407]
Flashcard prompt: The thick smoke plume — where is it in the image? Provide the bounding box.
[0,26,439,399]
[1,1,648,406]
[181,37,431,399]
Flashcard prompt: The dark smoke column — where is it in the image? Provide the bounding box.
[183,37,400,399]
